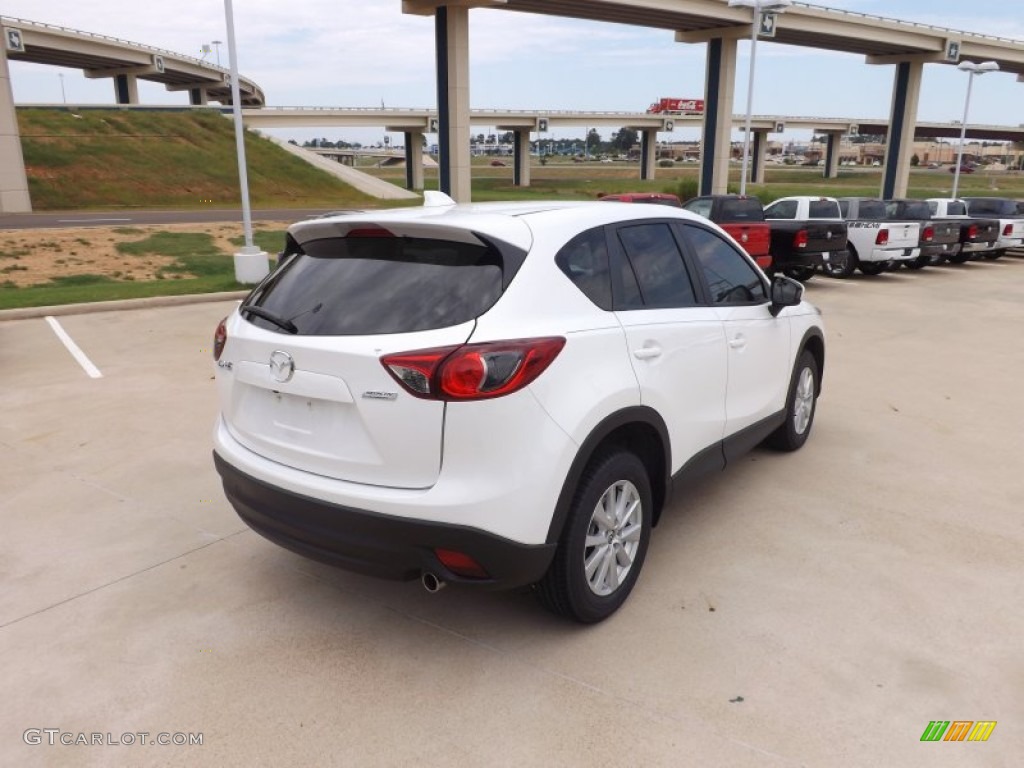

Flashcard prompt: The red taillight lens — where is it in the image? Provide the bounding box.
[922,226,934,242]
[213,317,227,361]
[1003,223,1013,236]
[382,337,565,401]
[875,228,890,246]
[434,549,489,579]
[967,224,978,239]
[793,230,808,248]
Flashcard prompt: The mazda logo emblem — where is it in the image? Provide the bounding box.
[269,350,295,383]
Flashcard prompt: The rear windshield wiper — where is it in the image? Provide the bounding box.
[240,304,298,334]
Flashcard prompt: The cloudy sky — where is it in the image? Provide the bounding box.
[4,0,1023,144]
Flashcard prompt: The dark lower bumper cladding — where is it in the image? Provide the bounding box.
[213,452,555,590]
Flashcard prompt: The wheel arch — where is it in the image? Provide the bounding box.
[797,327,826,394]
[546,407,671,544]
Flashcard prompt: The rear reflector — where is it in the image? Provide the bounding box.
[434,549,490,579]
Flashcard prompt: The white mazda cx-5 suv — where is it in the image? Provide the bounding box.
[212,194,825,622]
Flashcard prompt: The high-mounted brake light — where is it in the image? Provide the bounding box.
[345,226,394,238]
[213,317,228,361]
[922,226,935,242]
[875,228,890,246]
[382,337,566,401]
[793,230,808,249]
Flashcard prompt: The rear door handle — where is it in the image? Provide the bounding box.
[728,334,747,350]
[633,345,662,360]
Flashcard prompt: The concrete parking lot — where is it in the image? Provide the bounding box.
[1,258,1022,767]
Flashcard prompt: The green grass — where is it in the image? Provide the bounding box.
[18,107,385,211]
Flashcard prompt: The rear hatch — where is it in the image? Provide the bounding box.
[218,216,529,489]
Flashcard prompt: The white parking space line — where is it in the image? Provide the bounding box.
[44,316,103,379]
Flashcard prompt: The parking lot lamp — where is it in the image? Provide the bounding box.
[728,0,792,196]
[952,60,999,199]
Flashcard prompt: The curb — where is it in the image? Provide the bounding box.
[0,290,250,322]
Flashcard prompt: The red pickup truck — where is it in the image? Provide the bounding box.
[680,195,772,270]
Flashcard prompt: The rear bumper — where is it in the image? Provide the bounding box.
[214,452,556,589]
[961,239,998,253]
[865,246,919,263]
[920,242,960,259]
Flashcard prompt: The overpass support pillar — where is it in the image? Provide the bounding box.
[881,60,922,199]
[403,131,425,190]
[114,74,140,105]
[189,87,209,106]
[699,37,738,195]
[0,44,31,212]
[640,129,657,181]
[823,131,844,179]
[750,130,768,185]
[434,6,472,202]
[513,129,531,187]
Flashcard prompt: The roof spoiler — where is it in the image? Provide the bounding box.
[423,191,457,208]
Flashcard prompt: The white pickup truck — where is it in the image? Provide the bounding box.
[926,198,1001,262]
[961,197,1024,259]
[822,198,920,278]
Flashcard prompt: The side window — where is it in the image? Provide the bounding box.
[683,198,713,219]
[555,228,612,310]
[765,200,797,219]
[615,223,697,309]
[683,225,768,305]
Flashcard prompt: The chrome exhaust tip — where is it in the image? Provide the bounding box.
[421,572,446,593]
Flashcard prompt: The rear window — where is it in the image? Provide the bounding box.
[887,201,930,220]
[965,199,1017,217]
[854,201,887,220]
[809,200,841,219]
[719,198,764,221]
[244,235,507,335]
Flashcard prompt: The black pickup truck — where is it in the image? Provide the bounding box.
[884,199,961,268]
[762,196,849,281]
[925,198,1000,263]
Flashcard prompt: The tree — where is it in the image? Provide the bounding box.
[586,128,602,152]
[611,128,638,153]
[910,153,920,167]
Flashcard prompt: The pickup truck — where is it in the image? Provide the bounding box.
[883,199,961,269]
[961,197,1024,258]
[762,196,849,281]
[926,198,1001,262]
[680,194,772,270]
[820,198,919,278]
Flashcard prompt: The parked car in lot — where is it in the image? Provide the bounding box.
[212,195,825,623]
[960,197,1024,258]
[823,198,919,278]
[762,196,849,281]
[598,192,682,207]
[681,194,772,270]
[926,198,1000,262]
[883,198,961,268]
[949,164,975,174]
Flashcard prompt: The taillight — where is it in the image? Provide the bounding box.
[382,337,565,401]
[793,230,808,248]
[967,224,978,239]
[1003,223,1013,236]
[213,317,227,361]
[922,226,934,242]
[875,228,890,246]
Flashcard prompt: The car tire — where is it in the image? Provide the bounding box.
[766,350,819,452]
[947,251,971,264]
[858,261,887,276]
[821,247,856,278]
[783,266,816,282]
[904,255,930,270]
[984,250,1004,260]
[536,450,652,624]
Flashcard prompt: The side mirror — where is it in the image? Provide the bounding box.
[769,275,803,316]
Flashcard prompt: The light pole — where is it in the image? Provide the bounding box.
[211,40,223,67]
[951,60,999,199]
[728,0,792,196]
[58,73,66,104]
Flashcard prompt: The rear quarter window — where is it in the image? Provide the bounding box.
[244,235,508,335]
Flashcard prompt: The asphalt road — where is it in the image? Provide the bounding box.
[0,208,355,230]
[1,258,1021,766]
